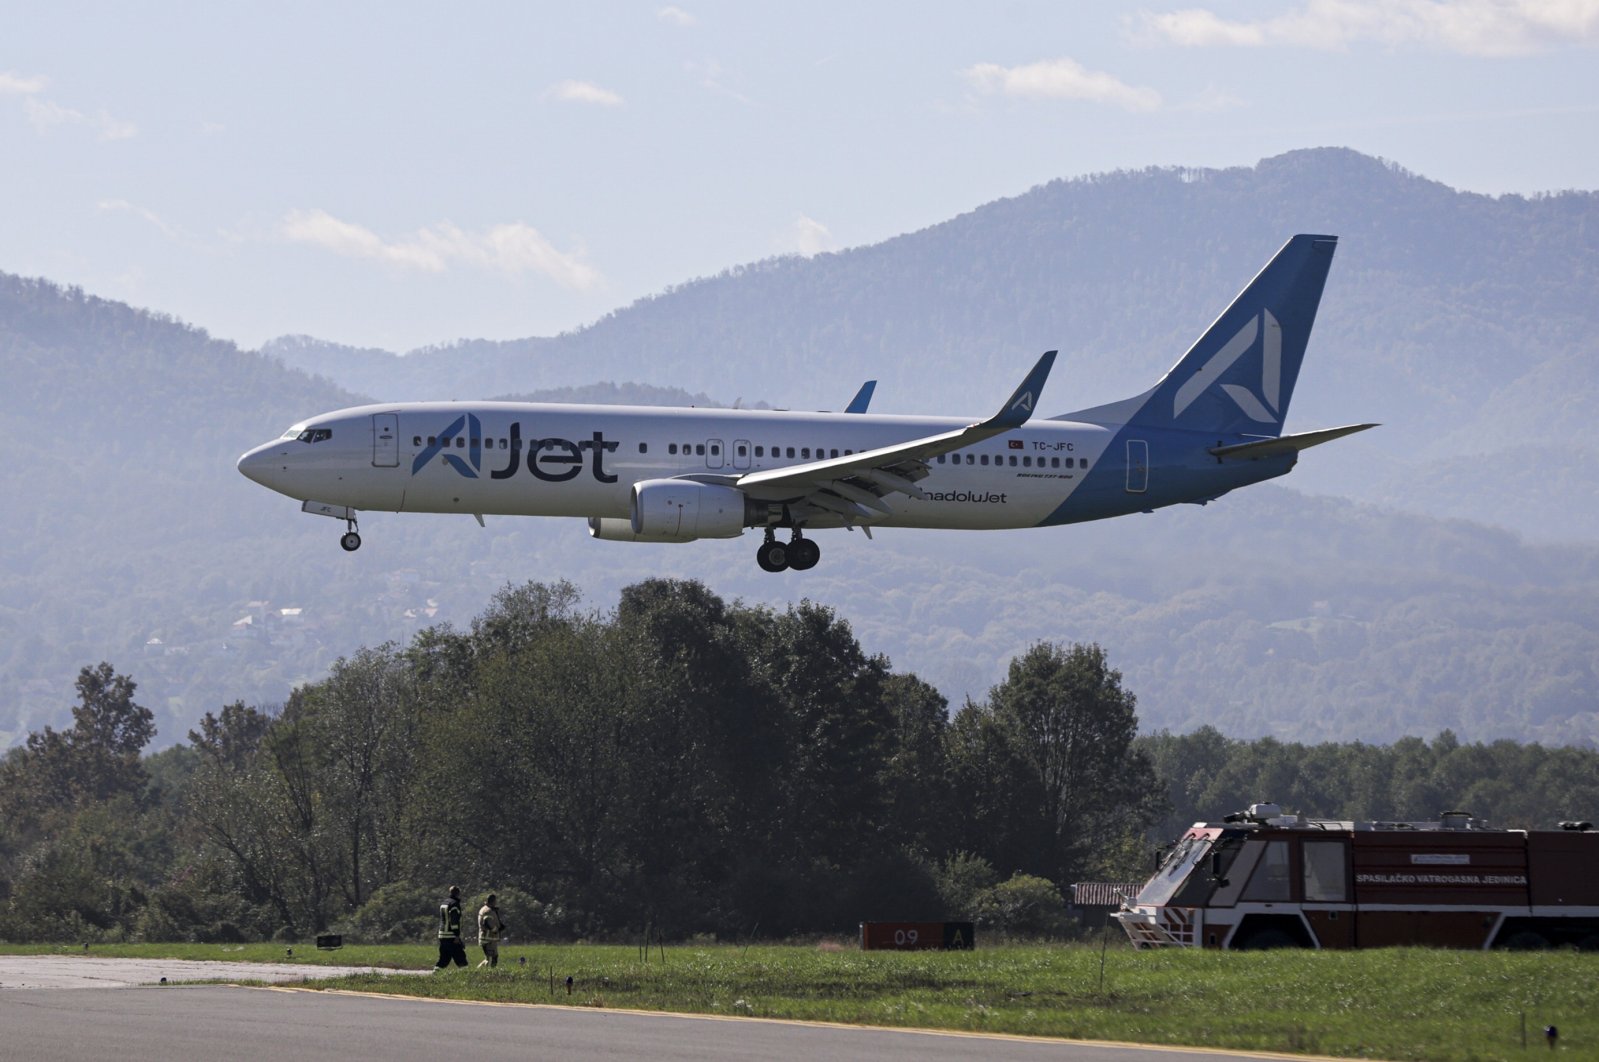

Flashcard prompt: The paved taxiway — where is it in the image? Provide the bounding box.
[0,959,1315,1062]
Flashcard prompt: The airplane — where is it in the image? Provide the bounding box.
[238,234,1374,572]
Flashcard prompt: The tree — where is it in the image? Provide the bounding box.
[957,643,1164,887]
[17,663,157,811]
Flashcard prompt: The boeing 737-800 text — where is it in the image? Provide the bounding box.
[238,235,1374,572]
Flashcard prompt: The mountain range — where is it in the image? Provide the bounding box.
[4,147,1597,748]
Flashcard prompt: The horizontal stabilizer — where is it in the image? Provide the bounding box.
[1209,423,1378,461]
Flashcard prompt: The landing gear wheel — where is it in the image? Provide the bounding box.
[757,538,789,572]
[340,531,362,552]
[788,536,821,571]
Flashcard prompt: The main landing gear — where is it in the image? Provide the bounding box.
[340,514,362,552]
[757,529,819,573]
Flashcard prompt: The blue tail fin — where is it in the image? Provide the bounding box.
[1128,234,1336,436]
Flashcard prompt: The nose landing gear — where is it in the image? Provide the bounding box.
[756,530,819,572]
[339,515,361,552]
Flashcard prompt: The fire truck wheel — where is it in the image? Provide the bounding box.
[1500,930,1550,951]
[1234,927,1297,950]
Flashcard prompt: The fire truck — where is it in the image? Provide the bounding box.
[1115,804,1599,950]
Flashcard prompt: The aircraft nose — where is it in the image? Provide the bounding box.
[237,441,293,494]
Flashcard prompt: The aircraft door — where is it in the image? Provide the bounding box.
[732,439,752,471]
[706,439,725,470]
[372,413,400,467]
[1126,439,1148,493]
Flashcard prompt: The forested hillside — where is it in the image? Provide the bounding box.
[268,148,1599,542]
[5,149,1599,747]
[4,587,1594,945]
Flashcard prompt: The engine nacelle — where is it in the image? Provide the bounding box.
[630,479,750,540]
[588,517,695,543]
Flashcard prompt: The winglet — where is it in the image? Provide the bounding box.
[981,350,1056,430]
[845,380,876,414]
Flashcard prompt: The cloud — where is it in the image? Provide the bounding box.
[687,60,755,105]
[4,71,136,139]
[280,210,603,290]
[782,216,838,257]
[962,58,1162,111]
[1136,0,1599,57]
[23,97,136,139]
[0,70,47,95]
[658,5,696,26]
[97,198,181,240]
[543,79,625,106]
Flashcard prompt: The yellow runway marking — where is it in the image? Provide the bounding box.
[246,983,1360,1061]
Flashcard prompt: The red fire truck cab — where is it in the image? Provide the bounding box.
[1115,804,1599,950]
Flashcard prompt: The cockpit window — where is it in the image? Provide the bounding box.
[296,428,333,443]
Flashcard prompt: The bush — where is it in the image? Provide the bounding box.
[933,851,999,919]
[335,881,440,944]
[135,859,278,942]
[971,873,1069,939]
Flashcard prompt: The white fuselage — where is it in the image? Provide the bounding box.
[238,401,1123,532]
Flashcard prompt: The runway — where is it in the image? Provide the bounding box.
[0,959,1318,1061]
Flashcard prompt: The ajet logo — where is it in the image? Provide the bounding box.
[412,415,618,483]
[1171,308,1283,424]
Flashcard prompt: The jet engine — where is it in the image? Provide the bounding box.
[588,480,750,542]
[588,517,694,543]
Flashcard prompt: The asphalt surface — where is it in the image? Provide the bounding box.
[0,958,1313,1062]
[0,954,414,989]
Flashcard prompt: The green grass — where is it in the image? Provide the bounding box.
[4,941,1590,1060]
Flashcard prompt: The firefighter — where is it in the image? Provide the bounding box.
[477,893,506,968]
[435,885,468,969]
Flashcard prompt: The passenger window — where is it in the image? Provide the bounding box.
[830,449,839,458]
[936,455,945,464]
[1022,456,1031,467]
[756,446,764,457]
[456,438,465,449]
[1051,457,1060,468]
[1008,456,1017,466]
[427,436,436,446]
[413,436,422,446]
[669,444,677,454]
[639,443,648,453]
[710,444,720,455]
[695,444,705,456]
[980,455,989,466]
[966,454,975,465]
[500,439,508,450]
[736,445,746,456]
[801,448,811,458]
[787,447,795,458]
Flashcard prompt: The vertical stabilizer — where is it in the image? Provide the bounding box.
[1128,234,1336,437]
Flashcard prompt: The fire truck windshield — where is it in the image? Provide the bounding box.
[1137,834,1214,907]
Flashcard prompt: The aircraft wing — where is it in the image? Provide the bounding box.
[735,351,1056,521]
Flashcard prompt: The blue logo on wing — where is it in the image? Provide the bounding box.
[411,414,482,477]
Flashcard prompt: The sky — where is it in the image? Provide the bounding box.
[3,1,1596,354]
